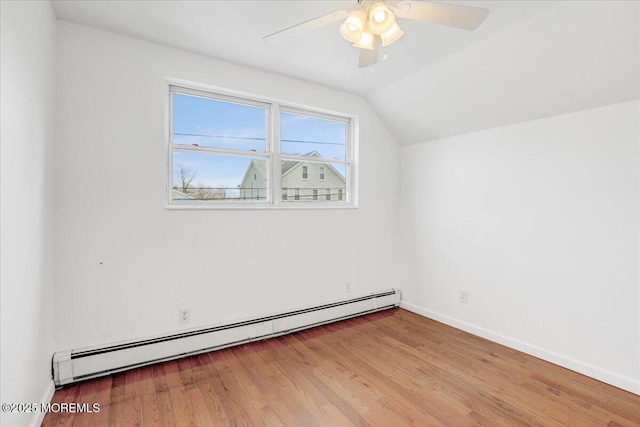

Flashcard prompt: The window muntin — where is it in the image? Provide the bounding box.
[168,84,355,208]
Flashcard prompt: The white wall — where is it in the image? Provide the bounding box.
[54,21,400,350]
[0,1,57,425]
[399,100,640,393]
[368,1,639,145]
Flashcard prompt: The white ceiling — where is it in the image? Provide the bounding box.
[51,1,639,145]
[368,0,640,144]
[51,0,559,95]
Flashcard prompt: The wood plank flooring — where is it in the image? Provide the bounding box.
[42,309,640,426]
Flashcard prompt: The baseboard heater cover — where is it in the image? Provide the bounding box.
[52,289,400,386]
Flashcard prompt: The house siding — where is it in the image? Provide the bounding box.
[282,162,345,201]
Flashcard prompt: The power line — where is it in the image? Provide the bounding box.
[174,132,344,146]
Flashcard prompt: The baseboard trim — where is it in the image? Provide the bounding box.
[400,301,640,396]
[29,380,55,427]
[54,290,400,385]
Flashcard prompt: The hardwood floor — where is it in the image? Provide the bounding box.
[42,309,640,426]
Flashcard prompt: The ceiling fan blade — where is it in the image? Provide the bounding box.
[392,1,489,31]
[263,10,349,44]
[358,41,380,68]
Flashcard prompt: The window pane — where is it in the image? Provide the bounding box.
[281,160,346,202]
[173,151,267,202]
[173,93,266,152]
[280,112,346,160]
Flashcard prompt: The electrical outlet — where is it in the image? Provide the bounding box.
[459,290,469,304]
[179,307,191,324]
[346,282,351,293]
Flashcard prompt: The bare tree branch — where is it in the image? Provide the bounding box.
[176,163,196,193]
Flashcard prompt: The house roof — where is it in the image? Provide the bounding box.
[281,152,345,183]
[281,151,319,175]
[241,151,345,186]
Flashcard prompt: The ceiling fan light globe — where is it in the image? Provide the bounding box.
[373,10,386,23]
[340,23,361,43]
[381,22,404,46]
[368,2,395,35]
[340,8,366,43]
[345,10,366,30]
[352,31,375,50]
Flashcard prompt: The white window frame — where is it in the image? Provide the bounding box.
[166,79,358,209]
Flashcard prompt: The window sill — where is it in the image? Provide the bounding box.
[165,202,358,210]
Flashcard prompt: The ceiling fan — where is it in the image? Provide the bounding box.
[263,1,489,69]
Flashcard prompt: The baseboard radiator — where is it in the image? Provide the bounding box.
[52,289,400,386]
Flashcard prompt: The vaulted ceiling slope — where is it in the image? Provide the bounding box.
[369,1,640,144]
[50,1,559,95]
[51,1,638,146]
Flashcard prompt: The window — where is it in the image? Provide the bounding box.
[280,108,350,204]
[168,82,356,208]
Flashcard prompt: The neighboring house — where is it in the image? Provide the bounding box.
[239,159,268,201]
[239,151,346,201]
